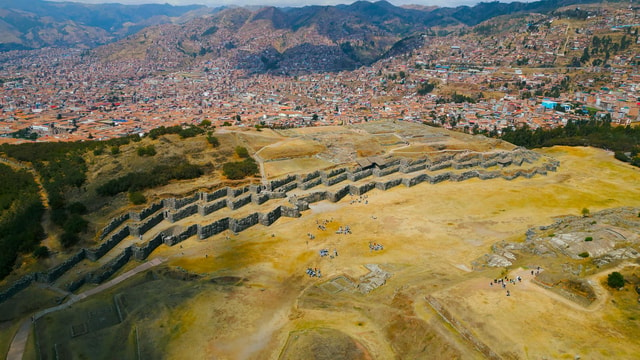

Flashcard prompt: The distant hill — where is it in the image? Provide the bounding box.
[0,0,208,50]
[0,0,607,66]
[93,0,605,74]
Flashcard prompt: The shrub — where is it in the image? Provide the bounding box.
[607,271,624,288]
[581,208,590,217]
[67,202,87,215]
[235,146,249,158]
[129,191,147,205]
[207,136,220,147]
[59,232,79,248]
[110,146,120,155]
[585,236,593,242]
[137,145,156,157]
[63,214,88,234]
[223,158,258,180]
[578,252,589,258]
[33,246,49,259]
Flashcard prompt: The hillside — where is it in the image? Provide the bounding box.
[1,122,639,358]
[0,0,208,50]
[0,0,607,67]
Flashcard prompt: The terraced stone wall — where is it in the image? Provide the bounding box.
[86,226,130,261]
[99,213,130,240]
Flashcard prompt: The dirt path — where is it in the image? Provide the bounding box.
[524,262,640,313]
[6,258,166,360]
[0,156,49,208]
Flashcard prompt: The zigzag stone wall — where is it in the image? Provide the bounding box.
[86,226,130,262]
[166,203,198,223]
[130,212,164,237]
[100,213,130,240]
[0,149,560,304]
[130,202,163,222]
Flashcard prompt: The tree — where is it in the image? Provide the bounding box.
[607,271,624,288]
[581,208,590,217]
[207,136,220,147]
[33,246,49,259]
[129,191,146,205]
[235,146,249,158]
[580,47,590,63]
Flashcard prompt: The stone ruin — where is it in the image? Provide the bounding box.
[0,148,559,303]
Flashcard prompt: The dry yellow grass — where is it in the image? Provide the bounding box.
[257,138,326,161]
[5,144,639,360]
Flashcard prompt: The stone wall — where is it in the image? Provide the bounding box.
[99,213,130,240]
[349,182,376,196]
[228,186,249,198]
[348,168,373,182]
[132,233,163,260]
[130,212,164,237]
[130,202,163,222]
[298,191,328,205]
[0,273,36,303]
[402,174,427,187]
[259,206,282,226]
[401,163,427,174]
[323,173,348,187]
[0,147,563,304]
[167,224,198,245]
[45,249,88,282]
[267,174,297,192]
[281,205,301,218]
[430,172,451,184]
[198,217,230,240]
[230,213,259,233]
[322,167,346,180]
[252,192,270,205]
[227,194,252,210]
[376,178,403,190]
[328,185,350,202]
[300,178,322,190]
[430,161,452,171]
[203,188,228,202]
[89,247,132,284]
[453,170,480,182]
[166,203,198,223]
[86,226,130,261]
[373,165,400,177]
[298,170,321,183]
[199,199,227,216]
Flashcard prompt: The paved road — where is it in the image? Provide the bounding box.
[6,257,166,360]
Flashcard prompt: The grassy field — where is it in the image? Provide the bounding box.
[2,144,640,359]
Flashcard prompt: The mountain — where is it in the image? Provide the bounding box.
[0,0,208,50]
[92,0,605,75]
[0,0,606,69]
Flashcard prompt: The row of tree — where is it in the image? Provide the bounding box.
[500,119,640,167]
[0,164,45,279]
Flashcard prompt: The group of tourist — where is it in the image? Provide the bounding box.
[369,242,384,251]
[489,267,542,296]
[350,195,369,205]
[306,267,322,278]
[336,225,352,234]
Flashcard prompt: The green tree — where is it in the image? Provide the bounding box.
[33,246,49,259]
[581,208,590,217]
[207,136,220,147]
[129,191,147,205]
[607,271,624,288]
[235,146,249,158]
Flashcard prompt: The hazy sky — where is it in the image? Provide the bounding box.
[51,0,523,8]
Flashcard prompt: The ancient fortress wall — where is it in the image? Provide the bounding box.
[0,149,559,303]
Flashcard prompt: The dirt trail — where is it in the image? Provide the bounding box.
[6,258,166,360]
[0,156,49,208]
